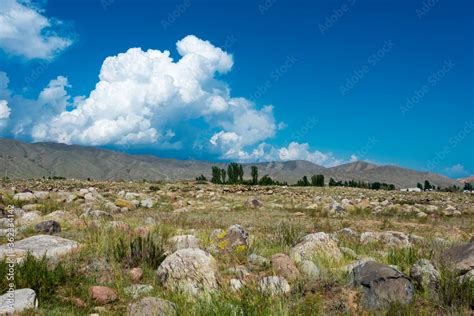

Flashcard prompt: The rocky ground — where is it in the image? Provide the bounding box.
[0,179,472,315]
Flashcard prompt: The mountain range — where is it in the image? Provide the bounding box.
[0,138,459,188]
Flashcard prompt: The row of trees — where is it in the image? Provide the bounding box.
[208,164,287,186]
[295,174,325,187]
[327,178,395,190]
[210,163,244,184]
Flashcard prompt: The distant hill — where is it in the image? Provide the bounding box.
[458,175,474,185]
[0,138,459,188]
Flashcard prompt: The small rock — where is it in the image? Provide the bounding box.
[247,254,270,271]
[299,260,320,280]
[410,259,440,291]
[129,267,143,282]
[0,288,37,314]
[82,210,112,220]
[271,253,300,280]
[35,220,61,234]
[124,284,153,299]
[208,224,249,254]
[290,232,342,263]
[244,197,262,209]
[140,198,154,208]
[127,297,176,316]
[34,191,50,200]
[13,192,35,202]
[19,211,42,225]
[168,235,200,252]
[89,286,118,305]
[258,276,290,295]
[230,278,243,292]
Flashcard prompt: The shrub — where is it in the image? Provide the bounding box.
[112,234,166,269]
[437,267,474,312]
[0,253,69,302]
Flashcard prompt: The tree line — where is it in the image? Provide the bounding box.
[198,163,287,186]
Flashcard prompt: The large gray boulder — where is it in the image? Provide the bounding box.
[127,297,176,316]
[0,235,79,262]
[290,232,342,263]
[0,289,37,314]
[352,261,414,310]
[439,241,474,274]
[156,248,217,295]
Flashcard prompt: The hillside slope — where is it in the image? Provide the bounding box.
[0,138,458,188]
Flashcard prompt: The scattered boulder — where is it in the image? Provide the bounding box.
[244,197,262,209]
[82,210,112,220]
[439,241,474,274]
[89,286,118,305]
[127,297,176,316]
[156,248,218,295]
[44,210,71,222]
[208,224,249,254]
[13,192,35,202]
[33,191,50,200]
[258,276,290,295]
[271,253,300,280]
[140,198,154,208]
[18,211,42,225]
[360,231,411,248]
[0,288,37,314]
[410,259,439,291]
[168,235,200,252]
[247,253,270,271]
[352,261,414,310]
[35,220,61,234]
[0,235,79,262]
[124,284,153,299]
[229,279,244,292]
[299,260,320,280]
[290,232,342,263]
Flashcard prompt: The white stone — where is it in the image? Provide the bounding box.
[0,289,37,314]
[0,235,79,262]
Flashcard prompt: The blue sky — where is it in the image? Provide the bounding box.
[0,0,472,177]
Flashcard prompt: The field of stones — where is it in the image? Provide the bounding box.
[0,179,472,315]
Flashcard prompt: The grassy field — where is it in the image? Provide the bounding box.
[0,179,472,315]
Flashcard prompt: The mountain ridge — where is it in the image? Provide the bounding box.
[0,138,458,188]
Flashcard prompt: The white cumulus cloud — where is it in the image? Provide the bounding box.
[0,0,72,59]
[221,141,344,167]
[32,35,277,150]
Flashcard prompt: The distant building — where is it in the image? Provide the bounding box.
[400,187,422,192]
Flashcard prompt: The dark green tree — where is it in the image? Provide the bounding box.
[417,182,423,190]
[211,166,221,184]
[251,166,258,184]
[221,169,227,184]
[329,178,336,186]
[424,180,431,191]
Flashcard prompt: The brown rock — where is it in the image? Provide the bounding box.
[271,253,300,281]
[89,286,118,304]
[129,267,143,282]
